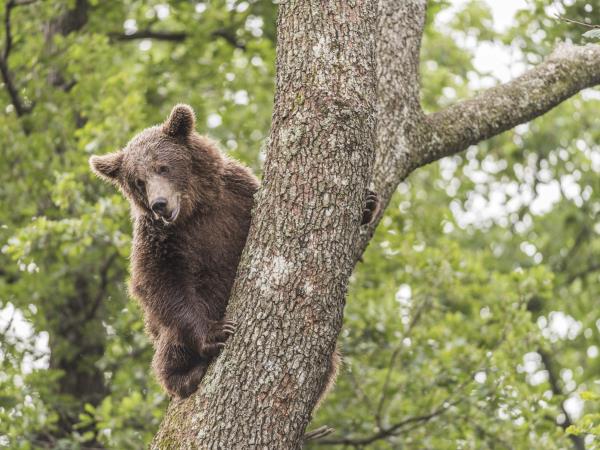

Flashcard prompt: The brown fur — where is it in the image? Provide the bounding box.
[90,104,378,401]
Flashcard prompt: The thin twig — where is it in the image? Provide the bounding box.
[3,0,13,61]
[374,296,430,428]
[346,364,376,413]
[60,252,121,335]
[567,262,600,284]
[304,425,335,441]
[84,252,119,322]
[0,308,16,336]
[317,398,462,446]
[319,297,516,447]
[555,14,600,29]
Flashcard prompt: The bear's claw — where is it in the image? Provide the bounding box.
[361,189,380,225]
[196,319,237,356]
[220,320,237,335]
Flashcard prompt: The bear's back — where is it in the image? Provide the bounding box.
[184,158,259,317]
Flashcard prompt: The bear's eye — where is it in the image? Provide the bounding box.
[135,178,145,190]
[157,165,169,176]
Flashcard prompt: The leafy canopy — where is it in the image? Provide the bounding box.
[0,1,598,449]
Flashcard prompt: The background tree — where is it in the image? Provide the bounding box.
[0,1,599,449]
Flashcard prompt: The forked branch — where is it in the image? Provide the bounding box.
[0,0,35,116]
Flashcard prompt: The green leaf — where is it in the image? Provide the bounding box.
[582,29,600,39]
[0,395,17,409]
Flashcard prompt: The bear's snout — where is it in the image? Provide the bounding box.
[151,197,168,216]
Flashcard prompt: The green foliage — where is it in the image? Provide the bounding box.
[567,392,600,438]
[0,1,274,447]
[0,1,598,449]
[583,29,600,40]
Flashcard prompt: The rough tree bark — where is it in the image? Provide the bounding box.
[153,1,600,448]
[153,1,378,448]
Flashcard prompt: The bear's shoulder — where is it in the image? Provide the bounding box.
[221,158,260,200]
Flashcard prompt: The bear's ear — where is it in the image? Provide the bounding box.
[162,104,195,138]
[89,152,124,183]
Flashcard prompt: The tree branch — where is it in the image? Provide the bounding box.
[3,0,13,61]
[109,28,247,50]
[416,43,600,170]
[44,0,88,90]
[539,349,585,450]
[0,0,34,116]
[555,15,600,30]
[351,0,428,259]
[370,0,427,211]
[211,28,246,50]
[12,0,38,5]
[317,398,461,446]
[110,29,187,42]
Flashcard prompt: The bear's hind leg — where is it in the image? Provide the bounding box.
[314,345,341,409]
[166,363,208,399]
[153,337,208,399]
[303,347,341,442]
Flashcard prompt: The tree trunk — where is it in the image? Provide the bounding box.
[153,0,600,448]
[152,1,377,448]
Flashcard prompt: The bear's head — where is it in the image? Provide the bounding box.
[90,104,223,225]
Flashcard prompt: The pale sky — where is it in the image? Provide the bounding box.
[441,0,530,83]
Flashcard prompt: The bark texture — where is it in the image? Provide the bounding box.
[420,43,600,169]
[370,0,427,215]
[153,0,600,447]
[367,1,600,235]
[152,1,377,448]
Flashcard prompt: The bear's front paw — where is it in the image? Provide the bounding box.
[196,319,236,357]
[361,189,380,225]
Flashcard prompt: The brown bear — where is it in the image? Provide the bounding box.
[90,104,379,401]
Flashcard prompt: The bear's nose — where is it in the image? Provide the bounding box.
[151,198,168,215]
